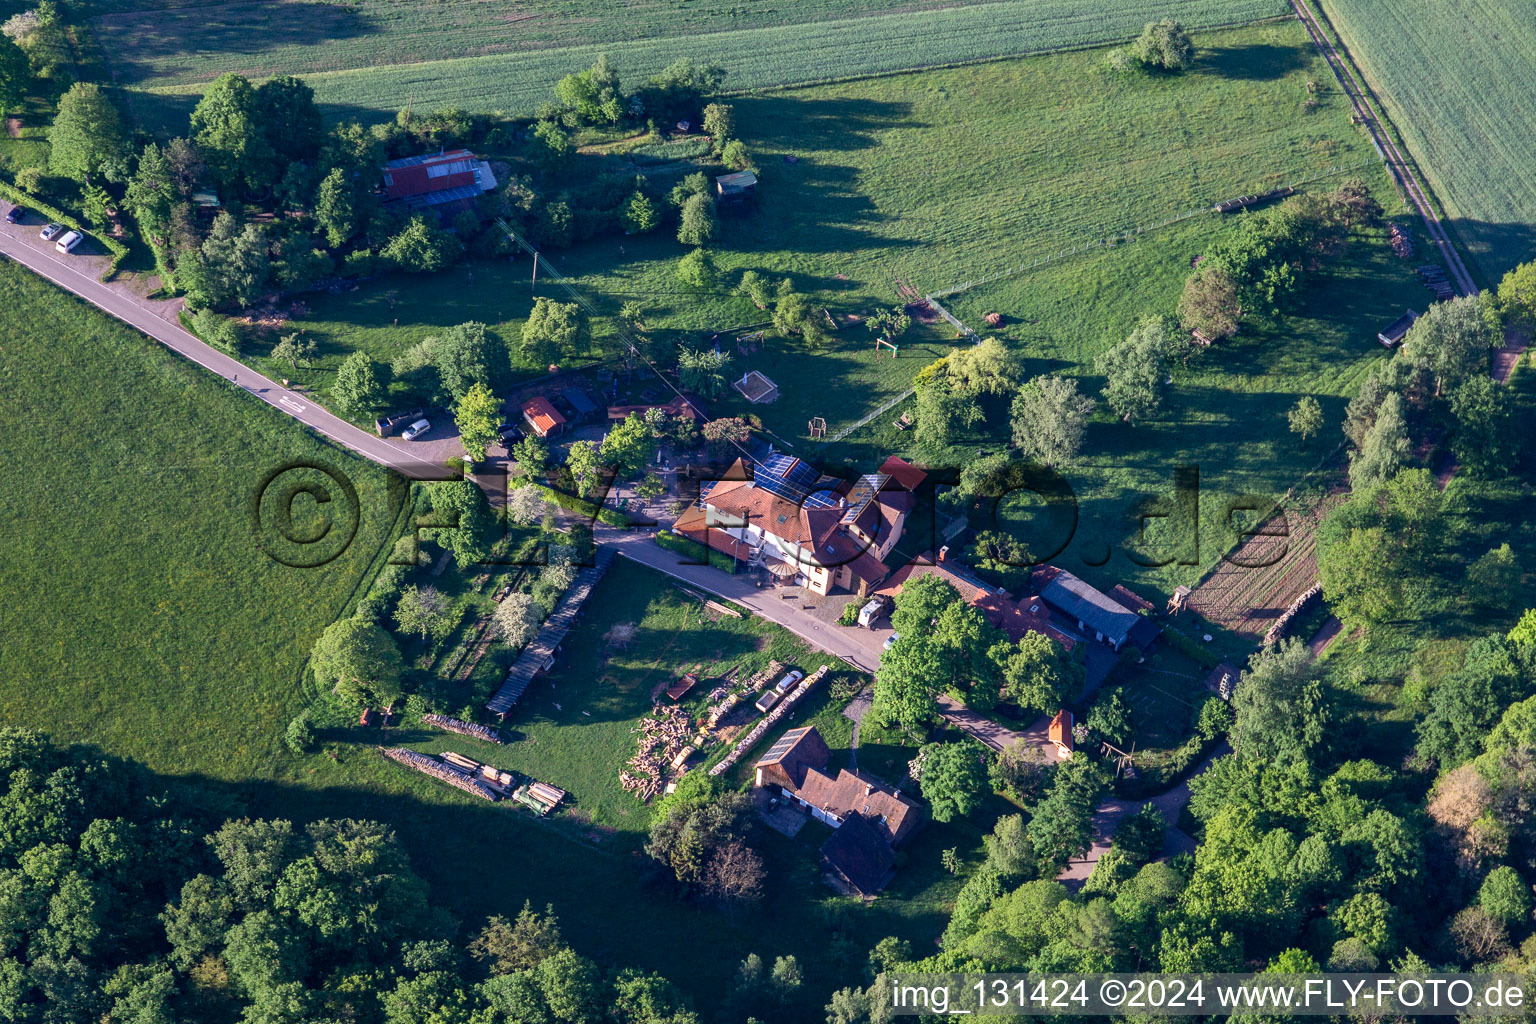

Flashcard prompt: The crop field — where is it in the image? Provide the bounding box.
[1314,0,1536,281]
[0,262,398,781]
[98,0,1289,129]
[1186,487,1343,641]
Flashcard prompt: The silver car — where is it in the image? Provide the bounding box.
[39,222,64,241]
[401,418,430,441]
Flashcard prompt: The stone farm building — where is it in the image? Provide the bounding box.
[671,453,926,596]
[753,726,921,896]
[381,148,498,215]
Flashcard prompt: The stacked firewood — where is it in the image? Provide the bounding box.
[379,747,497,800]
[422,714,503,744]
[622,705,692,802]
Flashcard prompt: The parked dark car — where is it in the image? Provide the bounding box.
[4,206,24,224]
[497,422,523,444]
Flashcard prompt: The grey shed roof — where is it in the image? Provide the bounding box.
[716,170,758,194]
[1041,570,1141,645]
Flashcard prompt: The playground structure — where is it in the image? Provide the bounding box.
[808,416,827,438]
[873,336,899,359]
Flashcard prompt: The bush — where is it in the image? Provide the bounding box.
[838,601,860,626]
[13,166,44,194]
[531,482,629,527]
[184,308,243,356]
[656,529,738,573]
[284,708,316,754]
[1161,625,1221,669]
[342,248,380,277]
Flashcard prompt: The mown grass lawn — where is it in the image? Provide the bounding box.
[280,20,1381,435]
[278,555,999,1015]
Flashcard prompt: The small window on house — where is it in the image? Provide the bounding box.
[776,514,788,524]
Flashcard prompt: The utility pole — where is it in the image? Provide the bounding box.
[531,251,538,290]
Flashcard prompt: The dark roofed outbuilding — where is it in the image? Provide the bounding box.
[1040,569,1152,651]
[820,811,896,897]
[715,170,757,203]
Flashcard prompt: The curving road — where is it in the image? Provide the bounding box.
[0,212,445,478]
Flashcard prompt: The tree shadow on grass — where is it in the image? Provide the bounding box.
[1196,42,1312,81]
[735,94,925,155]
[94,1,378,85]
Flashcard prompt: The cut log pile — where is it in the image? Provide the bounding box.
[1389,222,1415,259]
[379,747,498,801]
[422,714,503,744]
[622,704,693,802]
[700,660,783,739]
[1262,584,1322,647]
[709,665,829,777]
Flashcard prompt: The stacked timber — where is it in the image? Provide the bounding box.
[709,665,830,777]
[1262,584,1322,647]
[422,714,503,744]
[379,747,498,801]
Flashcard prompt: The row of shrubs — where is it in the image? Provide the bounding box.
[526,481,632,528]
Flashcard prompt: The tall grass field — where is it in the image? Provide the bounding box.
[1315,0,1536,281]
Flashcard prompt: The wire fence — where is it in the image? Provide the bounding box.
[824,386,917,443]
[923,160,1374,301]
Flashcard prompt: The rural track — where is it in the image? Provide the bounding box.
[1290,0,1477,296]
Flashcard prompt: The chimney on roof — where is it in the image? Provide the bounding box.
[864,782,874,797]
[938,545,949,562]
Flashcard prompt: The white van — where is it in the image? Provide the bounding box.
[55,231,83,254]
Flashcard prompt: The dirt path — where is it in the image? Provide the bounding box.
[1057,741,1230,887]
[1292,0,1477,297]
[1493,328,1531,384]
[1308,615,1344,656]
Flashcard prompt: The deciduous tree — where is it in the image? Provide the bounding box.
[331,350,384,413]
[676,192,717,246]
[190,73,270,190]
[521,298,586,366]
[1288,395,1324,444]
[1010,374,1094,467]
[455,381,501,462]
[492,592,542,649]
[601,412,657,477]
[566,440,604,498]
[1403,295,1501,395]
[313,167,356,248]
[310,617,404,707]
[917,741,988,823]
[49,82,128,184]
[394,585,454,643]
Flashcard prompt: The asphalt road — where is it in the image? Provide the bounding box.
[0,217,445,479]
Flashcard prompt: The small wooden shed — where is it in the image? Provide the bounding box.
[715,170,758,204]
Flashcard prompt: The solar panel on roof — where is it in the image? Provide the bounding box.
[805,489,840,509]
